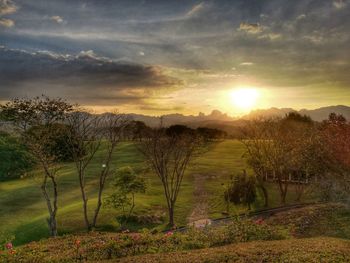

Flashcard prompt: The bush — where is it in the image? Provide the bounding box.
[224,170,257,210]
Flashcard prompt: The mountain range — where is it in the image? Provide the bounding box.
[130,105,350,127]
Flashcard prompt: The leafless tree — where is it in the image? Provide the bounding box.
[137,123,203,227]
[67,110,129,230]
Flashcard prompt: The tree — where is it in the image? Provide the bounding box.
[67,111,130,230]
[242,114,317,205]
[137,122,203,227]
[196,127,226,141]
[124,121,152,141]
[318,113,350,199]
[104,166,146,226]
[240,118,273,207]
[0,131,35,180]
[0,96,73,236]
[224,170,257,210]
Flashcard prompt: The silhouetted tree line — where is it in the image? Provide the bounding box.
[125,122,227,142]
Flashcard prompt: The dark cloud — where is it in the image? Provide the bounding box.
[0,47,182,105]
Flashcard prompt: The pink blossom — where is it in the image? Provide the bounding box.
[255,218,264,225]
[130,233,141,241]
[164,231,174,237]
[5,243,13,250]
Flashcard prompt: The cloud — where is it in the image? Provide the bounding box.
[296,14,306,20]
[50,15,64,24]
[0,0,17,15]
[258,33,282,40]
[0,0,17,27]
[0,17,13,27]
[239,22,263,34]
[186,2,205,17]
[240,62,254,66]
[0,47,182,105]
[333,0,347,9]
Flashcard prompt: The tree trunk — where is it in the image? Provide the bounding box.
[91,177,104,229]
[279,183,288,205]
[168,205,175,227]
[260,184,269,207]
[78,169,91,230]
[124,193,135,226]
[41,176,58,237]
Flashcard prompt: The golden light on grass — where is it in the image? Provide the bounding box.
[230,87,260,111]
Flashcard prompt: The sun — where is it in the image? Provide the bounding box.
[230,88,260,110]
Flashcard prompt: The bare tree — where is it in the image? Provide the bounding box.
[137,123,202,227]
[0,96,73,236]
[67,111,129,230]
[92,113,130,228]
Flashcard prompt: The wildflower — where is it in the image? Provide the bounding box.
[5,243,13,250]
[130,233,141,241]
[164,231,173,237]
[75,240,81,247]
[255,218,264,225]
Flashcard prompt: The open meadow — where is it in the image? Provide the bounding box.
[0,140,319,246]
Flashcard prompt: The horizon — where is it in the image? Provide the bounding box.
[1,0,350,115]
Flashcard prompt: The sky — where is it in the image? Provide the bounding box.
[0,0,349,116]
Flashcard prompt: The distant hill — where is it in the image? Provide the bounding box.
[243,105,350,122]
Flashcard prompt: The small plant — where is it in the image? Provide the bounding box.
[104,166,146,227]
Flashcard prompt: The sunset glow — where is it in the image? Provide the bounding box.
[230,88,260,111]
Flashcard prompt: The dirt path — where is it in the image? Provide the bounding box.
[187,174,211,227]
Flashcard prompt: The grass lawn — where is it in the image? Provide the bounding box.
[0,140,319,245]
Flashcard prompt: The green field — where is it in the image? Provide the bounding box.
[0,140,317,245]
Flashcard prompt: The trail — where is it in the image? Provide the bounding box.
[187,173,211,227]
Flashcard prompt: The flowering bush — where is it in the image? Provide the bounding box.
[5,217,288,262]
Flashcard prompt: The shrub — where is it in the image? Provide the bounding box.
[224,170,257,210]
